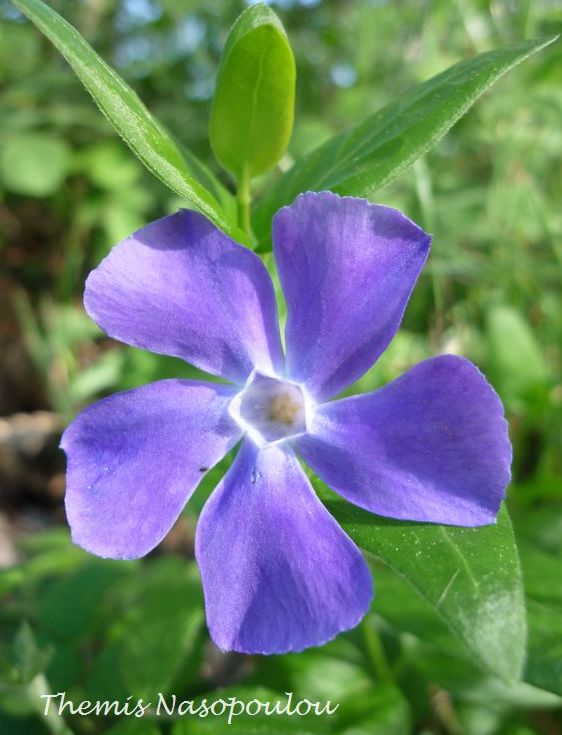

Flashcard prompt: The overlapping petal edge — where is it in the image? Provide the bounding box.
[61,191,512,655]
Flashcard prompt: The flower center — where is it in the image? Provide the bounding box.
[269,392,302,424]
[229,371,310,447]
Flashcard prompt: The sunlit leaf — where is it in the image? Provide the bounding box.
[325,497,526,682]
[11,0,239,237]
[254,36,558,246]
[210,4,295,182]
[373,560,561,703]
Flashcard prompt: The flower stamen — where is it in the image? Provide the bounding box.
[269,392,302,425]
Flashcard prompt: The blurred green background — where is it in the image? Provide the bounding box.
[1,1,561,733]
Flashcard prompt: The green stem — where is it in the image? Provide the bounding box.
[361,617,392,683]
[237,170,252,237]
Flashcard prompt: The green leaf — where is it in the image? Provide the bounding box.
[257,639,372,703]
[525,600,562,696]
[10,623,52,686]
[254,36,558,246]
[517,533,562,695]
[87,557,204,701]
[0,133,71,197]
[0,626,52,719]
[325,497,526,682]
[11,0,238,237]
[486,306,550,415]
[413,645,561,711]
[38,560,132,639]
[373,563,561,705]
[0,530,94,603]
[331,685,411,735]
[245,632,414,731]
[210,4,295,181]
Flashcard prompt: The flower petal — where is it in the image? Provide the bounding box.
[273,191,430,401]
[297,356,512,526]
[62,380,241,559]
[85,211,284,384]
[196,440,373,654]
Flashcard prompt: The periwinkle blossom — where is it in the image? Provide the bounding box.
[62,192,512,654]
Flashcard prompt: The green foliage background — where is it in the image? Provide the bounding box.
[0,1,561,734]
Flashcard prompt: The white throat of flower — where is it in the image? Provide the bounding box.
[229,370,314,448]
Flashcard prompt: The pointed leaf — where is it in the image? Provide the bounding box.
[325,496,526,682]
[12,0,238,237]
[254,36,558,246]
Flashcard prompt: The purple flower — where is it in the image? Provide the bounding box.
[61,192,512,654]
